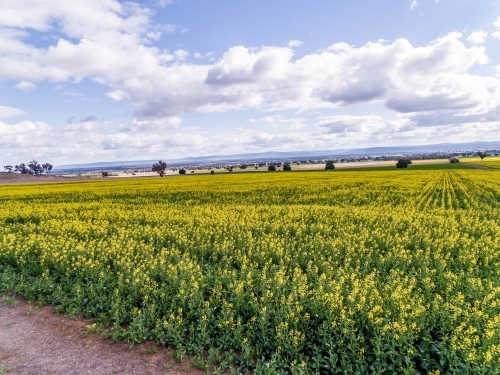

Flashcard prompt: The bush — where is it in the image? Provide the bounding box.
[283,162,292,171]
[396,159,411,169]
[268,165,276,171]
[450,157,460,163]
[101,171,109,177]
[325,160,335,170]
[179,169,186,175]
[211,170,215,175]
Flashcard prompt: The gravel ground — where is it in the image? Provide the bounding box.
[0,296,203,375]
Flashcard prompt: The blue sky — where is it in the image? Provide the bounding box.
[1,0,500,165]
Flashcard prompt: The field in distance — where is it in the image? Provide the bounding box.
[461,156,500,169]
[1,169,499,373]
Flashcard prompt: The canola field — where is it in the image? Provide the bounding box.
[1,169,500,374]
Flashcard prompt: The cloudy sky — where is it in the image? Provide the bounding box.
[1,0,500,165]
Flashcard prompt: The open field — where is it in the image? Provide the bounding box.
[1,169,500,373]
[460,156,500,169]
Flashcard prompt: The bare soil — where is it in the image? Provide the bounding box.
[0,172,99,185]
[0,295,203,375]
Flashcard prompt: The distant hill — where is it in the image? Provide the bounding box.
[54,140,500,172]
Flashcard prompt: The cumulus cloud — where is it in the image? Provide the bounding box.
[288,40,303,48]
[0,105,25,119]
[1,0,500,164]
[1,1,496,127]
[410,0,418,10]
[466,31,488,44]
[14,81,36,91]
[316,115,395,134]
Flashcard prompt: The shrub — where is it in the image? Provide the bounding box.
[268,165,276,171]
[179,169,186,175]
[450,157,460,164]
[396,159,412,169]
[325,160,335,170]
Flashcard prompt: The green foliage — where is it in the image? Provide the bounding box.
[268,165,276,171]
[325,160,335,170]
[283,163,292,171]
[152,160,167,177]
[396,159,412,168]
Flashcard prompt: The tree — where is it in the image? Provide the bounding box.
[42,163,53,175]
[15,163,31,174]
[3,165,13,173]
[325,160,335,170]
[28,160,43,175]
[268,165,276,171]
[211,170,215,175]
[449,157,460,164]
[179,168,186,175]
[396,160,410,169]
[283,162,292,171]
[477,151,487,161]
[101,171,109,177]
[152,160,167,177]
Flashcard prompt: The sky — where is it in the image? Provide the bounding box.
[1,0,500,165]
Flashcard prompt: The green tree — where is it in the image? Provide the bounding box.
[283,162,292,171]
[3,165,13,172]
[325,160,335,170]
[15,163,31,174]
[42,163,53,175]
[152,160,167,177]
[268,165,276,171]
[396,160,409,169]
[477,151,487,161]
[28,160,43,175]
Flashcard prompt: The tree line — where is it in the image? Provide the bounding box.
[3,160,53,175]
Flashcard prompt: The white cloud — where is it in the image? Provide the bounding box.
[316,115,395,134]
[288,40,303,48]
[0,105,25,119]
[14,81,36,91]
[1,14,496,128]
[466,31,488,44]
[1,0,500,164]
[119,117,182,132]
[410,0,418,10]
[493,17,500,40]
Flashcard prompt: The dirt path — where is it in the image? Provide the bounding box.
[461,163,495,170]
[0,296,203,375]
